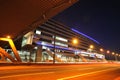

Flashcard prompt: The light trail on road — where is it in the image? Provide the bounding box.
[57,68,117,80]
[0,72,54,79]
[0,63,120,80]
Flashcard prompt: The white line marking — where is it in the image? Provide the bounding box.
[0,72,54,79]
[57,68,116,80]
[0,67,94,79]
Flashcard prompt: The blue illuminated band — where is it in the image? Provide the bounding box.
[71,28,100,44]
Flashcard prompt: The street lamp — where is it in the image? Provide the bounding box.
[90,45,94,49]
[6,35,11,39]
[112,52,115,60]
[100,48,103,52]
[106,50,110,60]
[107,50,110,54]
[72,38,78,45]
[112,52,118,61]
[53,35,56,64]
[119,55,120,61]
[72,38,79,62]
[88,45,94,52]
[88,45,96,61]
[112,52,115,55]
[116,54,118,56]
[100,48,104,54]
[72,38,78,54]
[115,53,118,61]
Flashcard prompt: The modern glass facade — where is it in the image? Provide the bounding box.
[20,19,105,63]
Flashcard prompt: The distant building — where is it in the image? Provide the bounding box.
[20,19,105,63]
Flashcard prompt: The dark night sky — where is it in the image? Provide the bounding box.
[52,0,120,53]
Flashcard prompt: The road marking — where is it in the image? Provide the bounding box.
[57,68,116,80]
[0,72,54,79]
[0,67,95,79]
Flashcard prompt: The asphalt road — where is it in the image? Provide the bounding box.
[0,63,120,80]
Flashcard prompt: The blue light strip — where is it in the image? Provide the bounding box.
[35,41,82,53]
[71,28,100,44]
[36,41,73,51]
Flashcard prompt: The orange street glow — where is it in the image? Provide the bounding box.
[72,38,78,44]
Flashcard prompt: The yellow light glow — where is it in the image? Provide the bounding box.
[90,45,94,49]
[116,54,118,56]
[112,52,115,55]
[106,50,110,54]
[100,48,103,52]
[6,35,11,39]
[72,38,78,44]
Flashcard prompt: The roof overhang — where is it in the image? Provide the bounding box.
[0,0,78,47]
[0,0,78,38]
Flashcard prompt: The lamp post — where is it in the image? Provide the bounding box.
[100,48,104,53]
[72,38,78,54]
[53,26,57,64]
[118,55,120,61]
[106,50,110,60]
[112,52,115,61]
[89,45,94,54]
[53,35,56,64]
[100,48,104,60]
[72,38,78,45]
[72,38,78,61]
[90,45,94,49]
[88,45,95,61]
[115,53,118,61]
[100,48,107,61]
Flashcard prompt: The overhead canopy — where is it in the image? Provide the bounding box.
[0,0,77,38]
[0,0,77,47]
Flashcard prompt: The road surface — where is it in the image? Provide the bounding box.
[0,63,120,80]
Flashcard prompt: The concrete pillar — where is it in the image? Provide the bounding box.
[35,46,42,62]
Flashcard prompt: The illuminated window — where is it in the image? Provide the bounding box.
[52,41,68,47]
[56,36,68,42]
[34,47,38,49]
[21,37,27,47]
[95,53,105,59]
[42,46,47,49]
[35,30,41,35]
